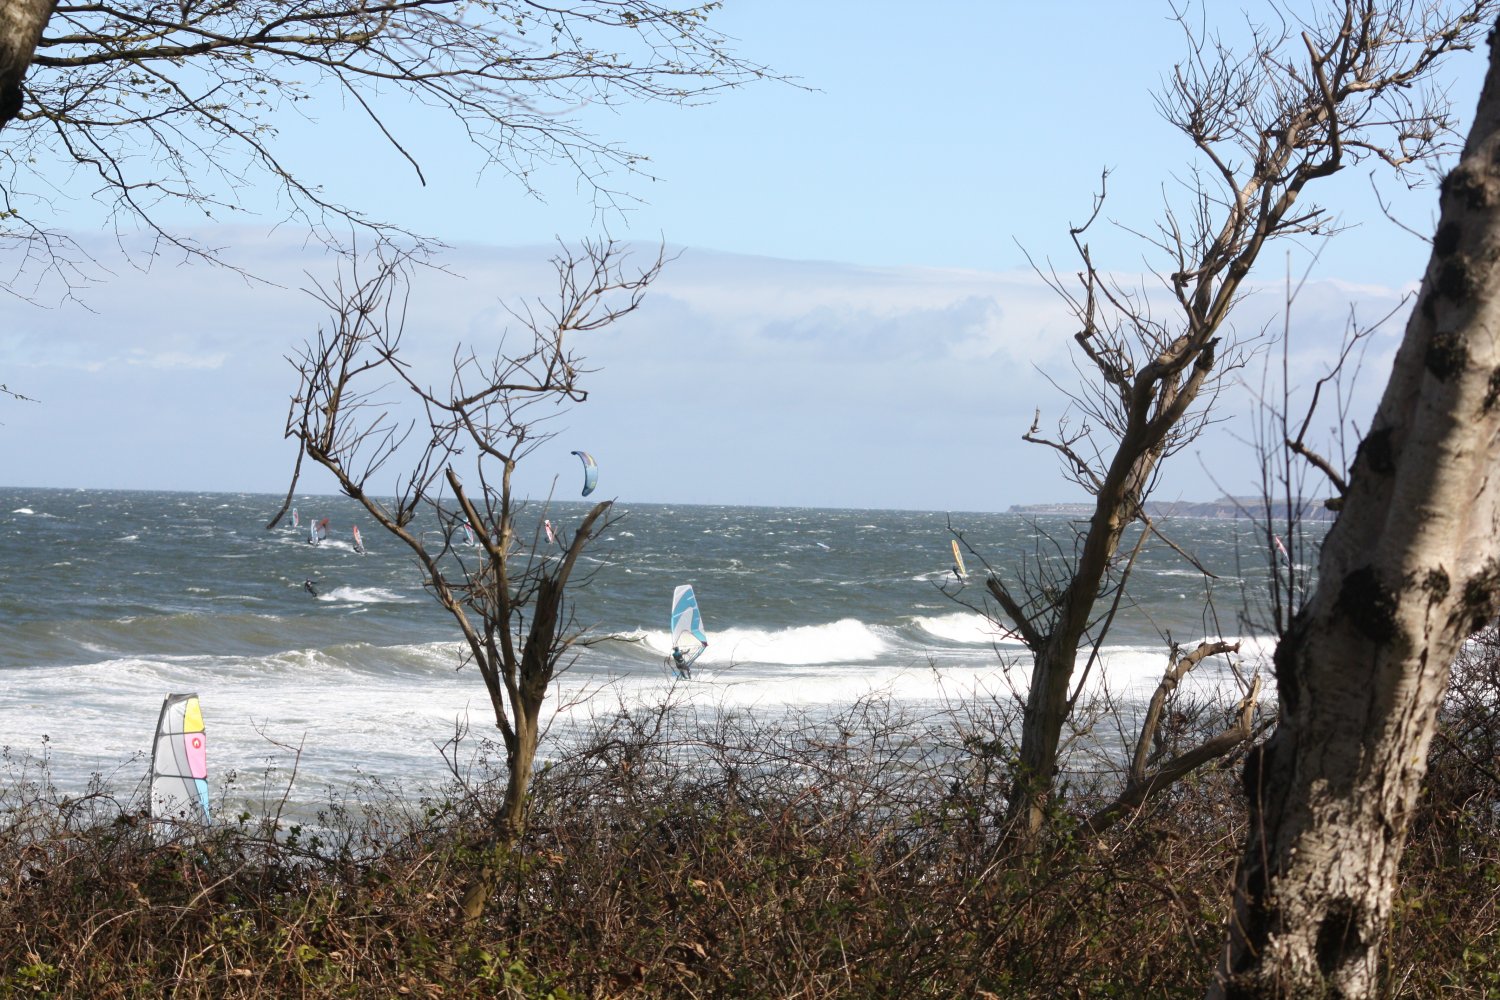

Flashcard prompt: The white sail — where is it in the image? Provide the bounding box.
[150,693,210,825]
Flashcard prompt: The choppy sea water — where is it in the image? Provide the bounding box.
[0,488,1296,806]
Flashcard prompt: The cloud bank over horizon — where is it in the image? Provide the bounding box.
[1,229,1413,511]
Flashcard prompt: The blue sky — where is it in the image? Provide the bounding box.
[1,2,1488,510]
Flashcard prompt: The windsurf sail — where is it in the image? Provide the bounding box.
[292,507,300,529]
[951,539,968,580]
[544,519,557,546]
[462,522,475,546]
[150,693,210,825]
[669,584,709,675]
[315,517,330,543]
[352,525,365,555]
[572,450,598,496]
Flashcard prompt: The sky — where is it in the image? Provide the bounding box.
[1,1,1489,511]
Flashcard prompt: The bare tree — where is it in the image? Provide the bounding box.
[985,0,1494,839]
[1,1,772,296]
[1214,25,1500,998]
[282,238,663,922]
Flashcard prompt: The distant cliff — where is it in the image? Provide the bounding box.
[1007,497,1337,521]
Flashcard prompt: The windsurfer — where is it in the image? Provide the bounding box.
[670,645,701,679]
[304,579,319,597]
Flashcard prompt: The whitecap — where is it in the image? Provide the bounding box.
[913,611,1023,646]
[637,618,888,666]
[317,585,411,604]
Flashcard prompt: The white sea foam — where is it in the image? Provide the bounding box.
[0,630,1275,806]
[637,618,888,666]
[913,611,1023,646]
[12,507,35,514]
[0,649,484,796]
[548,654,1027,724]
[1065,638,1270,700]
[317,586,409,604]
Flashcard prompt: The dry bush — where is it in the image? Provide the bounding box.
[1383,627,1500,997]
[493,694,1245,997]
[1,668,1496,998]
[0,754,561,998]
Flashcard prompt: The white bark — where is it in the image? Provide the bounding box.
[1214,25,1500,998]
[0,0,53,130]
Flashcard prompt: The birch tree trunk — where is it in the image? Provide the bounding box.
[0,0,53,130]
[1214,27,1500,998]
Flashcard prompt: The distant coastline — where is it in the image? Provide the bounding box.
[1008,497,1337,522]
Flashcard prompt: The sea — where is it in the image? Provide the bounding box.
[0,487,1293,811]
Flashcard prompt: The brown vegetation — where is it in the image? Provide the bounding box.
[3,643,1496,997]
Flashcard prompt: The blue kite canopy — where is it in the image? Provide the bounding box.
[572,450,598,496]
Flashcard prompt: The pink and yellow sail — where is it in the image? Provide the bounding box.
[150,693,210,823]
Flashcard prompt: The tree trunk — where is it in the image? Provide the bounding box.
[0,0,53,130]
[1007,465,1153,836]
[1010,640,1081,835]
[458,504,608,925]
[458,722,537,925]
[1214,29,1500,998]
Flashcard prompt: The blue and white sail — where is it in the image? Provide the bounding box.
[669,584,709,674]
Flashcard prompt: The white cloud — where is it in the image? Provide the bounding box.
[126,350,228,370]
[0,228,1422,510]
